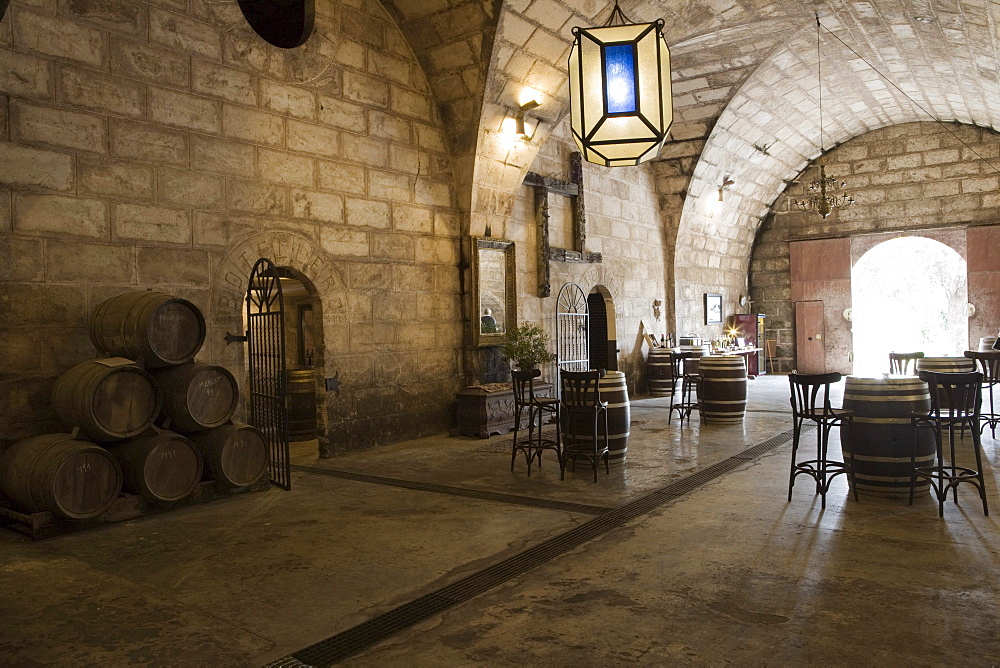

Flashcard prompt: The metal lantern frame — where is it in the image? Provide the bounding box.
[568,2,673,167]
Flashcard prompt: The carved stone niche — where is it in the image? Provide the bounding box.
[523,152,602,298]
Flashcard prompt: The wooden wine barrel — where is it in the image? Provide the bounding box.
[153,363,239,433]
[679,344,711,358]
[111,431,203,503]
[980,336,998,352]
[841,376,934,497]
[699,356,748,424]
[0,433,122,519]
[915,357,975,409]
[646,349,676,396]
[286,369,317,440]
[915,356,976,374]
[51,358,160,442]
[90,291,205,368]
[566,372,630,464]
[192,424,267,489]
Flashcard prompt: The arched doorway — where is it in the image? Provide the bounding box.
[240,266,326,453]
[852,237,967,375]
[587,286,618,372]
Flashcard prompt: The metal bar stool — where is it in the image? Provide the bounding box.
[889,351,924,375]
[788,372,859,509]
[510,369,560,476]
[559,369,609,483]
[910,370,989,517]
[965,350,1000,438]
[668,353,701,426]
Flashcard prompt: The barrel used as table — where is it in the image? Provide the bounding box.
[679,344,711,358]
[646,349,676,397]
[565,371,631,464]
[915,356,976,374]
[51,358,160,442]
[0,433,122,519]
[980,336,998,352]
[90,291,206,368]
[699,356,748,424]
[915,357,976,409]
[841,376,934,498]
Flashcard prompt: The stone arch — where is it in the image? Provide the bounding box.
[213,231,348,321]
[580,264,625,321]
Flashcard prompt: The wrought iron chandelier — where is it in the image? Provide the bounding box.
[567,1,673,167]
[793,16,855,218]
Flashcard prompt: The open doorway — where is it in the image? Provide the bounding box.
[588,287,617,372]
[852,236,967,375]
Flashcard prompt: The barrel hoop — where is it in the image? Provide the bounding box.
[845,393,929,401]
[702,378,746,383]
[852,416,919,424]
[849,453,935,464]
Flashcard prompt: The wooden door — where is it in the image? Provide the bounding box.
[795,301,826,374]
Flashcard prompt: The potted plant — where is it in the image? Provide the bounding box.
[500,323,556,371]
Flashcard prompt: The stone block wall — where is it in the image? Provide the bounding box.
[501,118,666,395]
[0,0,462,452]
[751,122,1000,372]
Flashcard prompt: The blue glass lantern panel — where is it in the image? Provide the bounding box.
[604,44,637,114]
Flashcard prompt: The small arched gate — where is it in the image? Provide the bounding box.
[245,258,291,490]
[556,283,590,383]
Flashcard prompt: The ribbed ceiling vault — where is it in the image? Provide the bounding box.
[383,0,1000,240]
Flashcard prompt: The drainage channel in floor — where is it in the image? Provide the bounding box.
[291,466,615,516]
[268,427,800,667]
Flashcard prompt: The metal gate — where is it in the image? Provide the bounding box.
[556,283,590,384]
[246,258,291,490]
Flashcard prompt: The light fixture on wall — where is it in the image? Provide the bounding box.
[718,176,735,201]
[568,1,673,167]
[792,16,855,219]
[514,100,540,141]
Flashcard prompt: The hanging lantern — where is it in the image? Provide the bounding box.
[568,2,673,167]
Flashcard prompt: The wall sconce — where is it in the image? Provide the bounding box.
[718,176,735,202]
[514,100,540,141]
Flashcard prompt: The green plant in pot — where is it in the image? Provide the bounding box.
[500,323,556,371]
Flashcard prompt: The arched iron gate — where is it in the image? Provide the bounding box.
[556,283,590,389]
[246,258,291,490]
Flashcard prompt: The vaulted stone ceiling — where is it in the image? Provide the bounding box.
[383,0,1000,240]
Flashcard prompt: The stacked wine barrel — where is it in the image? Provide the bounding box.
[0,291,268,522]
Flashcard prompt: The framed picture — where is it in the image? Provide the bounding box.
[704,293,723,325]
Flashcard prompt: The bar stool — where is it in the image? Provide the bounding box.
[510,369,560,476]
[668,353,701,425]
[965,350,1000,438]
[666,352,685,424]
[559,369,609,483]
[788,372,859,509]
[889,351,924,375]
[910,370,989,517]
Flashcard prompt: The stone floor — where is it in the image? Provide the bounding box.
[1,374,999,666]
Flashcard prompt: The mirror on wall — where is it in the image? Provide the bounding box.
[472,236,516,347]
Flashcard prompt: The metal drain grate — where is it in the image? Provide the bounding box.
[291,465,614,515]
[276,429,798,667]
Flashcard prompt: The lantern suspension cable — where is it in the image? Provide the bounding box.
[792,14,855,219]
[567,1,674,167]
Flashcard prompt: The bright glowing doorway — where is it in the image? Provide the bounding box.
[852,237,967,375]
